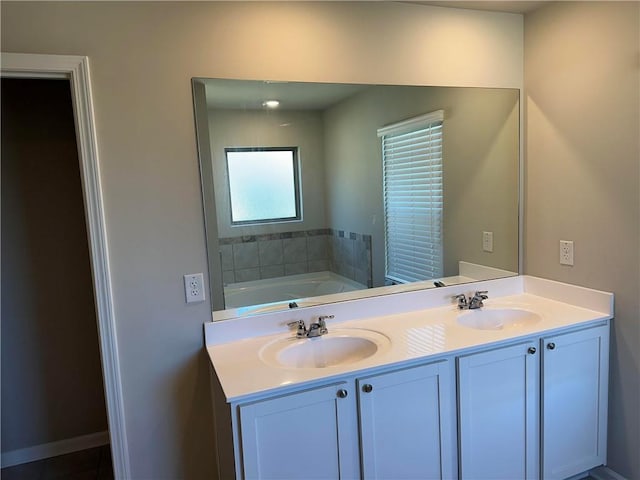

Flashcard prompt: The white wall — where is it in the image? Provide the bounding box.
[0,2,523,477]
[524,2,640,478]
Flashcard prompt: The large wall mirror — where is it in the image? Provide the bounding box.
[192,78,520,320]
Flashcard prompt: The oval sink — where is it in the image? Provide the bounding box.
[260,329,391,369]
[457,308,542,331]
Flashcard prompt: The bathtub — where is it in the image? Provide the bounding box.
[223,271,367,313]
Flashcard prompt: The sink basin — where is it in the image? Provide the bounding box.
[260,328,391,369]
[457,308,542,330]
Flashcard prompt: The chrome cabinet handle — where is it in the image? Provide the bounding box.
[362,384,373,393]
[337,389,348,398]
[547,342,556,350]
[528,346,537,355]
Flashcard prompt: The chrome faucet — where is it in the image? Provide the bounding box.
[308,315,332,337]
[469,291,488,309]
[454,291,489,310]
[287,315,333,338]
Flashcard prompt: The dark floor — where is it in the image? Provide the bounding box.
[0,445,112,480]
[0,447,599,480]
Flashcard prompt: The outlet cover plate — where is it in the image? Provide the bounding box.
[560,240,574,266]
[483,231,494,252]
[184,273,205,303]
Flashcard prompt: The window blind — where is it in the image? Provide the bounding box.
[378,110,444,284]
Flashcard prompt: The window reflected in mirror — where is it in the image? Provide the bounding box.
[225,147,301,225]
[380,110,444,284]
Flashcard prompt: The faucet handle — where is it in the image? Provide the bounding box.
[287,320,307,337]
[469,291,488,309]
[453,294,468,309]
[316,315,333,334]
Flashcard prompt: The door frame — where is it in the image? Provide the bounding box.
[1,53,130,479]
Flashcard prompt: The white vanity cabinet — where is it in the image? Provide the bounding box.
[357,361,457,480]
[458,340,540,480]
[457,323,609,480]
[207,277,614,480]
[541,324,609,480]
[232,360,457,480]
[238,381,359,480]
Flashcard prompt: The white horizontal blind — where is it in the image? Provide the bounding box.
[379,111,444,284]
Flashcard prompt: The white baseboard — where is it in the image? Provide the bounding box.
[590,466,629,480]
[1,430,109,468]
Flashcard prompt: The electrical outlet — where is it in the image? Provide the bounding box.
[184,273,205,303]
[560,240,574,266]
[483,231,494,252]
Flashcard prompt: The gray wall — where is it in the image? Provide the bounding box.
[0,2,523,477]
[524,2,639,478]
[323,86,519,286]
[1,78,108,452]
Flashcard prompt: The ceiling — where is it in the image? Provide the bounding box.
[405,1,549,14]
[201,78,367,111]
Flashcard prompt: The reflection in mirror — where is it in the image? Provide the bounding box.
[192,79,520,320]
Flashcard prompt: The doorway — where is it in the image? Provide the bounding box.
[1,77,113,478]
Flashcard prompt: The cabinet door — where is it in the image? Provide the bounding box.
[458,342,540,480]
[542,324,609,479]
[238,382,359,480]
[358,361,456,480]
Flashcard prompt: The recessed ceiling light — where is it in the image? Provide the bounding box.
[262,100,280,109]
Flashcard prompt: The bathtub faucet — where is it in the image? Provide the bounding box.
[287,315,333,338]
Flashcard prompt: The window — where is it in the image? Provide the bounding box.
[378,110,444,283]
[225,147,301,225]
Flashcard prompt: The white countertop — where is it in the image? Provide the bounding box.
[205,276,613,402]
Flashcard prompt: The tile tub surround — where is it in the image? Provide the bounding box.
[219,229,373,286]
[329,229,373,288]
[204,275,613,401]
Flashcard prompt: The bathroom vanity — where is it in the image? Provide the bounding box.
[205,276,612,480]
